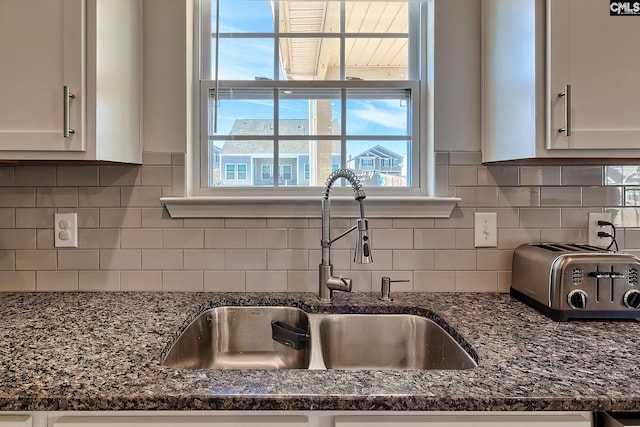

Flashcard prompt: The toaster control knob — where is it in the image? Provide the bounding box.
[568,290,588,310]
[623,290,640,309]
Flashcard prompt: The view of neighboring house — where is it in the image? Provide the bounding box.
[347,145,405,186]
[210,118,406,187]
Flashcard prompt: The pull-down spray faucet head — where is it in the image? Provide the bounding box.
[354,218,372,264]
[353,198,373,264]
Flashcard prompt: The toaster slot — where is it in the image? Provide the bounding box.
[564,243,606,252]
[588,265,625,303]
[532,243,566,252]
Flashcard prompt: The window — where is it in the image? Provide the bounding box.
[361,158,374,168]
[303,163,310,181]
[281,164,293,181]
[237,163,248,180]
[225,164,235,180]
[261,164,272,180]
[196,0,426,195]
[224,163,248,181]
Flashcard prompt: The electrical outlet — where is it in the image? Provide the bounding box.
[54,212,78,248]
[474,212,497,248]
[588,212,613,247]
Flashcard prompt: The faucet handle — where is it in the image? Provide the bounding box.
[326,275,352,293]
[379,276,410,301]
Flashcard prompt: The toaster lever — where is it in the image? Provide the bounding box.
[589,272,625,279]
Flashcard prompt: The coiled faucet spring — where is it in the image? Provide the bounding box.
[322,169,365,200]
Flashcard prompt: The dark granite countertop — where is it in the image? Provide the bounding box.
[0,291,639,412]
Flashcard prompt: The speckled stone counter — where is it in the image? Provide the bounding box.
[0,291,639,412]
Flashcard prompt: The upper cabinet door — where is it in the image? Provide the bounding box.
[0,0,84,152]
[548,0,640,150]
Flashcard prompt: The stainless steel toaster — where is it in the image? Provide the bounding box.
[510,243,640,321]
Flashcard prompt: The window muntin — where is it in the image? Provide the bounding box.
[200,0,423,193]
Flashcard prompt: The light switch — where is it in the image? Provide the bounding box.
[474,212,497,248]
[54,212,78,248]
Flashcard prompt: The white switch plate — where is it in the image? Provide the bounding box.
[54,212,78,248]
[474,212,497,248]
[588,212,613,247]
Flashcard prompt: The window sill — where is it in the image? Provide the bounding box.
[161,196,460,218]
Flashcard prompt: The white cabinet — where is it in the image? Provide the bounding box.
[547,0,640,151]
[481,0,640,162]
[52,415,309,427]
[0,0,141,163]
[0,415,32,427]
[334,413,592,427]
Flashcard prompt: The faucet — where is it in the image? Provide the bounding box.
[319,169,373,302]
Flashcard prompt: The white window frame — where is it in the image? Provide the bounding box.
[162,0,460,218]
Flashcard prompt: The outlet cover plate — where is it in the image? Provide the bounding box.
[474,212,497,248]
[588,212,612,247]
[54,212,78,248]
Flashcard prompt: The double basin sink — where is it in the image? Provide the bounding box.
[162,306,477,370]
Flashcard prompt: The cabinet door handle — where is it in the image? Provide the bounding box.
[558,84,572,137]
[63,86,76,138]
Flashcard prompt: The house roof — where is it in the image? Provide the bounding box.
[351,144,404,160]
[221,119,341,155]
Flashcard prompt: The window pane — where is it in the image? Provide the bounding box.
[216,0,274,33]
[347,140,409,187]
[345,38,408,80]
[209,141,223,186]
[346,90,410,136]
[279,140,340,186]
[345,2,408,33]
[279,38,340,80]
[278,2,339,34]
[210,89,274,136]
[219,142,273,186]
[215,39,274,80]
[279,89,341,135]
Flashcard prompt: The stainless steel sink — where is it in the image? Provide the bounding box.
[163,307,477,370]
[316,314,477,370]
[163,306,311,369]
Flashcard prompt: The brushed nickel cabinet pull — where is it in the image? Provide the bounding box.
[63,85,75,138]
[558,84,572,137]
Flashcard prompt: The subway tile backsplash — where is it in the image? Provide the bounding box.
[1,151,640,293]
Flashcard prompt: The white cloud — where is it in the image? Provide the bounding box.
[349,101,407,133]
